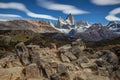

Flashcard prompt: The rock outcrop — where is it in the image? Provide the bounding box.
[0,39,120,80]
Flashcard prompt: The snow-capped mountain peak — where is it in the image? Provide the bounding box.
[54,14,91,33]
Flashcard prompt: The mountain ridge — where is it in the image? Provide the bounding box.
[51,14,120,41]
[0,20,59,33]
[0,14,120,41]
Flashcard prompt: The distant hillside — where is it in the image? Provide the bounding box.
[0,20,59,33]
[0,30,36,42]
[86,37,120,50]
[25,33,72,48]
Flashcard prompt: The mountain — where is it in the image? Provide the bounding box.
[0,14,119,42]
[74,24,120,41]
[75,21,91,33]
[0,20,59,33]
[54,14,91,33]
[107,21,120,34]
[50,14,120,41]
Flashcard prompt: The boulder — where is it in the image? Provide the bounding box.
[64,52,77,61]
[38,48,54,62]
[0,67,23,80]
[57,64,67,74]
[60,53,70,63]
[23,63,41,79]
[27,45,40,63]
[51,64,70,80]
[71,39,86,51]
[70,46,81,58]
[50,72,70,80]
[59,44,72,50]
[71,56,89,66]
[101,50,119,65]
[43,63,57,79]
[15,42,30,65]
[0,53,22,68]
[80,62,97,69]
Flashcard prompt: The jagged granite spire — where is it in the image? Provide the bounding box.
[66,13,75,25]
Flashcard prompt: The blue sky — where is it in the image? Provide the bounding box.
[0,0,120,24]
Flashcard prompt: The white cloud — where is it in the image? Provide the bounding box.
[27,13,57,20]
[0,14,31,22]
[0,17,22,21]
[0,14,23,21]
[0,14,22,18]
[37,0,89,15]
[91,0,120,5]
[109,7,120,15]
[105,7,120,21]
[0,2,57,20]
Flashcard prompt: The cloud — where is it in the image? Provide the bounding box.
[91,0,120,5]
[37,0,89,15]
[105,7,120,21]
[0,14,22,18]
[27,13,57,20]
[0,2,57,20]
[0,14,23,21]
[0,17,22,21]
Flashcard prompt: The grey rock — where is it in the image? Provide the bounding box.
[27,45,40,63]
[42,62,58,79]
[80,62,97,68]
[60,53,70,63]
[57,64,67,74]
[70,46,82,58]
[59,44,72,50]
[23,63,41,78]
[15,42,30,65]
[71,57,89,66]
[64,52,77,61]
[97,50,119,65]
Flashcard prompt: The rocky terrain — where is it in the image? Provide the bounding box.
[0,33,120,80]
